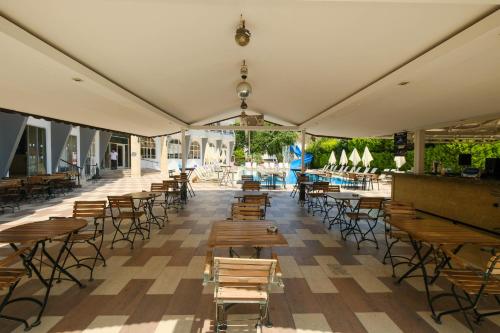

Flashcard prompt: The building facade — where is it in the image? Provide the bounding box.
[0,110,235,179]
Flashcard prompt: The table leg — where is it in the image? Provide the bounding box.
[32,235,85,327]
[404,238,437,319]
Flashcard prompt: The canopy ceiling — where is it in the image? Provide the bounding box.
[1,0,500,137]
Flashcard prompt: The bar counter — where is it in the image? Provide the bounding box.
[392,173,500,233]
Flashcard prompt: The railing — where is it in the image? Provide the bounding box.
[141,158,160,170]
[58,159,81,186]
[84,163,99,181]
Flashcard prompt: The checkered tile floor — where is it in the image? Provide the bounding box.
[0,175,498,332]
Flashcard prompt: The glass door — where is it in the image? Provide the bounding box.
[117,144,124,168]
[27,126,47,175]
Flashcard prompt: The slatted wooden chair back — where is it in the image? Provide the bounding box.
[242,194,267,206]
[383,200,416,220]
[163,180,179,190]
[108,196,135,214]
[242,181,260,191]
[298,175,309,183]
[358,197,384,210]
[150,183,166,192]
[231,203,262,220]
[73,201,106,220]
[328,185,340,193]
[312,181,329,192]
[487,255,500,276]
[27,175,45,185]
[213,257,277,287]
[241,175,254,182]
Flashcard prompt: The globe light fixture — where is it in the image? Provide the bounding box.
[235,14,251,46]
[236,81,252,99]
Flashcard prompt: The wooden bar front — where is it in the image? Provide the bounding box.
[392,174,500,233]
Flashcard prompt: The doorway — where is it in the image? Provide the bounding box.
[116,144,127,168]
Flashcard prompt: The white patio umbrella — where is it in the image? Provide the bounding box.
[339,149,348,165]
[328,151,337,165]
[361,146,373,167]
[394,156,406,169]
[349,148,361,167]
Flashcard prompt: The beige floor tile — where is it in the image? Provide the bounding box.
[283,234,306,247]
[92,271,133,295]
[344,266,391,293]
[134,256,171,279]
[355,312,403,333]
[181,234,205,248]
[12,316,63,333]
[315,235,341,247]
[83,315,129,333]
[182,256,205,279]
[293,313,333,333]
[169,229,192,241]
[147,266,187,294]
[300,265,338,293]
[154,315,195,333]
[417,311,470,333]
[353,255,392,277]
[278,256,303,278]
[314,255,350,278]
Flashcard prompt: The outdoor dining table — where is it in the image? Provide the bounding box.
[386,218,500,319]
[126,191,163,233]
[0,218,87,327]
[207,221,288,258]
[323,192,361,228]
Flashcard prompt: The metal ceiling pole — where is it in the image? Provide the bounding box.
[181,129,187,173]
[300,130,306,172]
[414,130,425,175]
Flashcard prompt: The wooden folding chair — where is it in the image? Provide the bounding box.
[242,181,261,191]
[242,194,268,219]
[206,256,283,332]
[382,200,419,277]
[306,181,329,215]
[344,197,384,249]
[163,180,182,211]
[231,203,263,221]
[108,196,146,249]
[50,201,107,281]
[432,251,500,331]
[150,183,168,227]
[0,247,42,331]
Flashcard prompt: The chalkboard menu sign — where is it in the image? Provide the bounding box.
[394,132,407,156]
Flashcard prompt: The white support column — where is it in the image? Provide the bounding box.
[160,136,169,176]
[130,135,142,178]
[181,129,187,173]
[300,130,306,172]
[414,130,425,175]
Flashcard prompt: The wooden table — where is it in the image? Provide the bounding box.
[234,191,270,199]
[125,191,163,231]
[0,219,87,328]
[386,218,500,319]
[208,221,288,257]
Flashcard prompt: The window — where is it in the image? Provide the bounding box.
[188,141,201,159]
[168,139,181,159]
[27,126,47,175]
[140,138,156,159]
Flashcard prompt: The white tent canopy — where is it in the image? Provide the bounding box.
[328,151,337,165]
[394,156,406,169]
[361,146,374,167]
[339,149,348,166]
[0,3,498,137]
[349,148,361,167]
